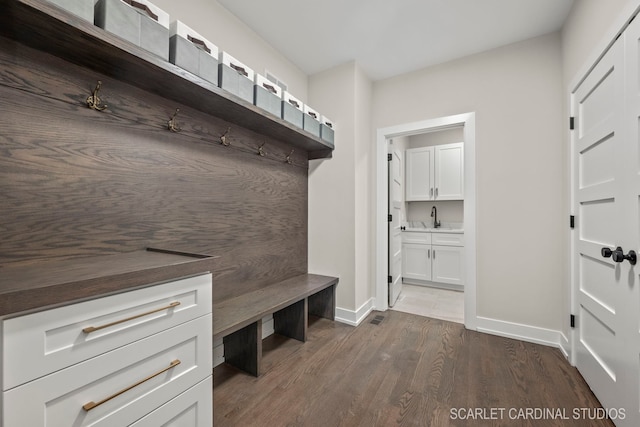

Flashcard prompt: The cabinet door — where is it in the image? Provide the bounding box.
[402,243,431,281]
[405,147,434,201]
[435,143,464,200]
[432,245,464,286]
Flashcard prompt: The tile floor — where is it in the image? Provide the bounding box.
[390,283,464,324]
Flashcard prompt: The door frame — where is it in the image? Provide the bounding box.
[374,112,477,330]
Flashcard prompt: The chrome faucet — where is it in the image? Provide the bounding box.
[431,206,441,228]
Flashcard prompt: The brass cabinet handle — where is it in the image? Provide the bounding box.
[82,301,180,333]
[83,359,181,411]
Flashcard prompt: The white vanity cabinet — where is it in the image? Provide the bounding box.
[402,231,464,290]
[2,273,213,427]
[405,142,464,201]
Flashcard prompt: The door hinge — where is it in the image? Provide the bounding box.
[570,314,576,328]
[387,153,392,161]
[388,214,392,222]
[569,117,575,130]
[570,215,575,229]
[388,275,392,283]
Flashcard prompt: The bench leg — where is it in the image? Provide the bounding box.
[274,298,307,342]
[223,320,262,376]
[308,285,335,320]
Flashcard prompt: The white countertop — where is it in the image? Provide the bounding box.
[403,221,463,234]
[403,227,464,234]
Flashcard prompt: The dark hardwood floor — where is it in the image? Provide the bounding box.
[213,311,614,426]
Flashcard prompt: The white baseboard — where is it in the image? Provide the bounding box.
[476,316,565,351]
[335,298,375,326]
[559,332,570,360]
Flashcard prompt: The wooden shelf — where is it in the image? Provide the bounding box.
[1,0,333,160]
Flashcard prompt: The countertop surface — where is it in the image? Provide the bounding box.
[0,248,217,317]
[403,227,464,234]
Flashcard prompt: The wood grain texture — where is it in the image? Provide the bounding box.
[0,0,332,156]
[0,34,309,303]
[214,311,615,427]
[308,284,336,320]
[223,320,262,377]
[213,274,338,339]
[0,249,215,316]
[274,298,307,342]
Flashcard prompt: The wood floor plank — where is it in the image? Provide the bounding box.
[213,311,615,426]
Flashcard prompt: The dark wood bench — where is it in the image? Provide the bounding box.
[213,274,338,376]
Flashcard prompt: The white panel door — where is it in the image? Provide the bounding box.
[573,29,638,426]
[432,245,463,286]
[389,147,403,306]
[405,147,434,201]
[435,143,464,200]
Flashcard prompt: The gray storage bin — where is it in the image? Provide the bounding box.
[169,21,219,86]
[219,52,254,103]
[281,91,303,129]
[254,74,282,117]
[47,0,93,22]
[303,105,321,137]
[320,116,335,146]
[95,0,169,60]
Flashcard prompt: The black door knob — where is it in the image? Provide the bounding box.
[611,247,637,265]
[601,247,612,258]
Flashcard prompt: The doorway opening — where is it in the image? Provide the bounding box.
[375,113,477,330]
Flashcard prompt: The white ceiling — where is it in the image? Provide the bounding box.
[217,0,575,81]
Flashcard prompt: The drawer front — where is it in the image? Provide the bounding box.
[402,231,431,245]
[3,273,212,390]
[431,233,464,246]
[3,314,212,427]
[131,376,213,427]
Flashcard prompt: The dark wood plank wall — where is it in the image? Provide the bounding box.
[0,35,308,302]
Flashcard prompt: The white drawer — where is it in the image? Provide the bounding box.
[3,273,212,390]
[432,233,464,246]
[3,314,212,427]
[131,376,213,426]
[402,231,432,245]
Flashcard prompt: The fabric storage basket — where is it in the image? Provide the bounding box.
[254,74,282,117]
[95,0,170,60]
[218,52,254,103]
[169,20,219,86]
[320,116,334,146]
[46,0,93,22]
[281,91,303,129]
[303,104,321,137]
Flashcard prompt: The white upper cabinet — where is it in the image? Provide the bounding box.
[405,146,434,201]
[405,143,464,201]
[435,143,464,200]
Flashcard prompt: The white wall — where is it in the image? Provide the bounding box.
[308,62,373,322]
[151,0,308,98]
[373,33,565,332]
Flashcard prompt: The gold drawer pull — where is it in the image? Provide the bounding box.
[82,302,180,333]
[83,359,181,411]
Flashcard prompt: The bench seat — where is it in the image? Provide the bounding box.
[213,273,338,376]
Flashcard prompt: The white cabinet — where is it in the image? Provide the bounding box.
[402,232,464,290]
[2,274,213,427]
[405,146,434,201]
[405,142,464,201]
